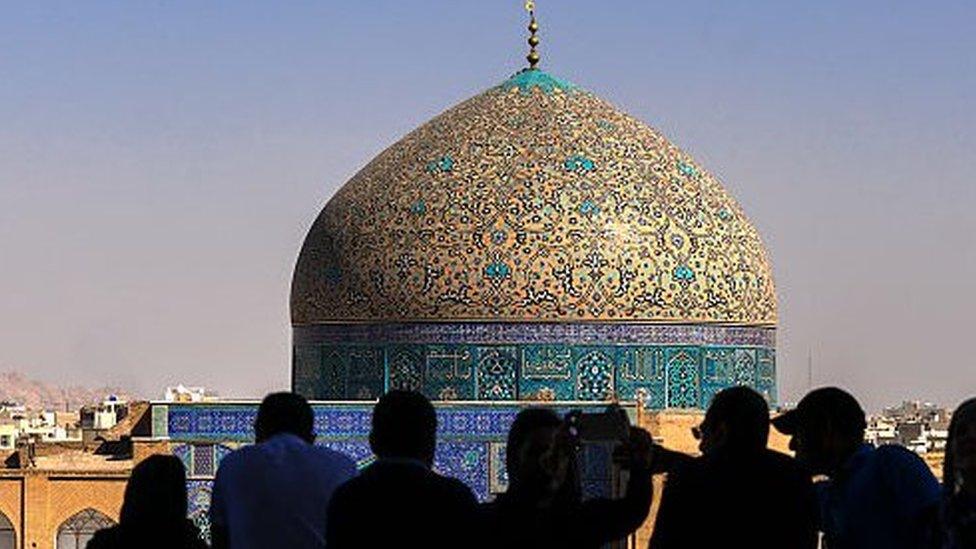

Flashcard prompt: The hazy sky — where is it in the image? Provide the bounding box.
[1,1,974,411]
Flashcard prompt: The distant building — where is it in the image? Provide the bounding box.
[79,396,130,445]
[164,385,215,403]
[865,415,898,446]
[0,407,82,447]
[0,425,16,451]
[0,403,25,415]
[865,400,952,455]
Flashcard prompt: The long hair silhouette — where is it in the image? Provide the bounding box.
[944,398,976,490]
[120,455,190,527]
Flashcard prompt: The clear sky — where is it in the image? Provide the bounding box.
[1,1,973,411]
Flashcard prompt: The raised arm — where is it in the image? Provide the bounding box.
[576,427,656,546]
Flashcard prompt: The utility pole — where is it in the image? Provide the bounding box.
[807,347,814,392]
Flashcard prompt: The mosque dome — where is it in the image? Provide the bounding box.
[291,69,776,328]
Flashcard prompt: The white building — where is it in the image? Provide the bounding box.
[164,385,214,403]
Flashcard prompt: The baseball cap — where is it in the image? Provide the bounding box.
[772,387,866,436]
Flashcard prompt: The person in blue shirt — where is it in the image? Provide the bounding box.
[210,392,357,549]
[773,387,942,549]
[941,397,976,548]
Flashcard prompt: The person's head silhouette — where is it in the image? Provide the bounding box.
[772,387,866,476]
[945,397,976,493]
[505,408,577,503]
[120,455,189,527]
[369,390,437,466]
[254,392,315,444]
[696,386,770,455]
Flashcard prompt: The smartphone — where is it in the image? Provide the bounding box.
[565,405,630,443]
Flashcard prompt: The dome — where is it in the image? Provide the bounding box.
[291,69,776,327]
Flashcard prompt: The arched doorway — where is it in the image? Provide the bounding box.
[0,512,14,549]
[56,508,114,549]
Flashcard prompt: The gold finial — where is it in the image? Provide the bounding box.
[525,1,540,69]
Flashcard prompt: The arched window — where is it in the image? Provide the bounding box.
[0,512,14,549]
[56,508,114,549]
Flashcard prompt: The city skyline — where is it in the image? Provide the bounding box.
[2,1,974,411]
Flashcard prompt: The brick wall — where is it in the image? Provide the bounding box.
[0,472,126,549]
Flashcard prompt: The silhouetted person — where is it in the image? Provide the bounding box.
[941,397,976,548]
[210,392,356,549]
[477,408,655,549]
[773,387,941,549]
[87,455,207,549]
[650,386,817,549]
[326,390,478,549]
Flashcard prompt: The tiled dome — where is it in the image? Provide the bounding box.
[291,69,776,327]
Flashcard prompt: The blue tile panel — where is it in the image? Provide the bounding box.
[187,480,212,542]
[192,444,216,477]
[169,403,546,442]
[292,323,776,409]
[291,327,777,409]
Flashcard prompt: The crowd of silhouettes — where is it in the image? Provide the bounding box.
[87,387,976,548]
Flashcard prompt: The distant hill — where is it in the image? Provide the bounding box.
[0,371,135,410]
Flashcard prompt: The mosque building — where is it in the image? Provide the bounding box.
[289,41,777,410]
[0,7,777,548]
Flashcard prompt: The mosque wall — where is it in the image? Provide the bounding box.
[292,323,777,408]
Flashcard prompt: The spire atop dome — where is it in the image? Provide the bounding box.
[525,1,540,69]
